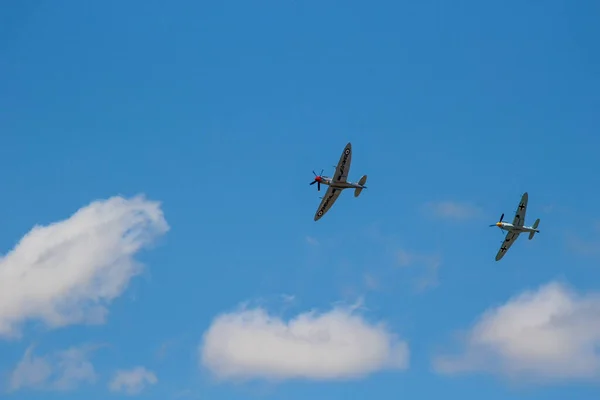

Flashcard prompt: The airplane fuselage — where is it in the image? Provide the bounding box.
[319,178,365,190]
[495,222,539,233]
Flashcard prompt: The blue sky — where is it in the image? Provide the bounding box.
[1,1,599,399]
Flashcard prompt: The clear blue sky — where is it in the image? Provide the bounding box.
[1,1,599,399]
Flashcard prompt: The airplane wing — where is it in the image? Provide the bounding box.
[512,192,528,227]
[314,186,342,221]
[332,142,352,183]
[495,231,520,261]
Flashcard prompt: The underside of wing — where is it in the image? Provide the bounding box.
[512,192,528,227]
[495,231,520,261]
[333,143,352,183]
[314,186,342,221]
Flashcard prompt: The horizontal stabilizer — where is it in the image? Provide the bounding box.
[354,175,367,197]
[529,218,540,240]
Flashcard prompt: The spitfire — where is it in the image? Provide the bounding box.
[309,142,368,221]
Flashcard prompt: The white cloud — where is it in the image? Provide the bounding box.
[109,366,158,395]
[423,201,481,220]
[434,281,600,383]
[199,303,409,381]
[0,195,168,338]
[9,345,97,391]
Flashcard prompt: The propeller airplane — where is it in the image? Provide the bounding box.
[309,142,367,221]
[490,192,540,261]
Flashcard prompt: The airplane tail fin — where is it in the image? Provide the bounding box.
[528,218,540,240]
[354,175,367,197]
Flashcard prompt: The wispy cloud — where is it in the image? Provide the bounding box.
[0,195,169,338]
[396,249,441,291]
[199,302,409,381]
[281,294,296,303]
[433,281,600,383]
[305,236,319,246]
[423,201,482,220]
[156,336,184,362]
[109,366,158,395]
[9,345,97,391]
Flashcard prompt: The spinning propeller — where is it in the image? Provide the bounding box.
[489,213,504,231]
[309,169,324,191]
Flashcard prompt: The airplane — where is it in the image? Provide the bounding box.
[309,142,367,221]
[490,192,540,261]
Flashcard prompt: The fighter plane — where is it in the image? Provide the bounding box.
[490,192,540,261]
[309,142,367,221]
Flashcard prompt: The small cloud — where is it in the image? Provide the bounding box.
[9,345,97,391]
[281,294,296,303]
[433,281,600,383]
[0,195,169,338]
[423,201,482,220]
[109,366,158,395]
[396,249,441,291]
[199,303,409,381]
[305,236,319,246]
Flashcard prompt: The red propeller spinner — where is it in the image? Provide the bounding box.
[309,169,324,191]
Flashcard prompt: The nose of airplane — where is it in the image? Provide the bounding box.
[496,222,502,227]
